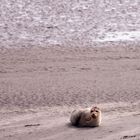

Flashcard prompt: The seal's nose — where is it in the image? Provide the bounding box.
[91,113,96,118]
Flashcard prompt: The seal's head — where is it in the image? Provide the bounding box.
[79,106,101,127]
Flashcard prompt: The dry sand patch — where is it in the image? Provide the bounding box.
[0,46,140,140]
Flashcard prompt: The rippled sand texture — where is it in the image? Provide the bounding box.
[0,46,140,140]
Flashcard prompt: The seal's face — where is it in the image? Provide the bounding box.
[79,106,101,127]
[90,106,100,119]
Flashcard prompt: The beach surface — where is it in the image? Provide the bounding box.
[0,46,140,140]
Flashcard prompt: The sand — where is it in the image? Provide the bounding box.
[0,46,140,140]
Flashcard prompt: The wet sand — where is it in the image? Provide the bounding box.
[0,46,140,140]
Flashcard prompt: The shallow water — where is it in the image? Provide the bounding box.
[94,31,140,42]
[0,0,140,47]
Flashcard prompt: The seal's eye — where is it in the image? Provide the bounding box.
[95,110,99,113]
[91,109,95,113]
[91,110,94,113]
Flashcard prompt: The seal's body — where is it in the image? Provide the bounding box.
[70,106,101,127]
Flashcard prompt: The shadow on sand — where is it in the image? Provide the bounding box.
[66,122,99,130]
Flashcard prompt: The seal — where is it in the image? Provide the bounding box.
[70,106,101,127]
